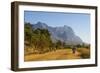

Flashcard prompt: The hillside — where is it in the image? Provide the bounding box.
[24,22,90,61]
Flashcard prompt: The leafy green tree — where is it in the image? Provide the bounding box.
[24,23,33,46]
[55,40,62,49]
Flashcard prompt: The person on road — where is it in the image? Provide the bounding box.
[72,46,77,54]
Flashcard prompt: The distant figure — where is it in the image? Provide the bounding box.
[72,46,77,54]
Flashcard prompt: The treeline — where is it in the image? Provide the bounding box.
[24,23,90,55]
[25,23,50,54]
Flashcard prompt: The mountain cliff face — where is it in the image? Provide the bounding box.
[32,22,83,45]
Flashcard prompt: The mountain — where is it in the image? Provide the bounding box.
[32,22,83,45]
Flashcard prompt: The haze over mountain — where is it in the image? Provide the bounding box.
[32,22,83,45]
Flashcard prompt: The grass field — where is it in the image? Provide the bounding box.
[24,48,90,62]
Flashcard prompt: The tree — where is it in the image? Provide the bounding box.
[31,28,52,53]
[55,40,62,49]
[24,23,33,46]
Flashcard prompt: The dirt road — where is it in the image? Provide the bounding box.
[24,49,82,61]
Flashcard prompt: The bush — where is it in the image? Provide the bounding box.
[77,48,90,59]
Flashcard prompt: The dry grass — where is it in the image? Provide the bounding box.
[24,49,82,62]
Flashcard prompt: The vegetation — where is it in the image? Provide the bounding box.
[25,23,52,54]
[77,48,90,59]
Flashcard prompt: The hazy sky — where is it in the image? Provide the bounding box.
[24,11,90,43]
